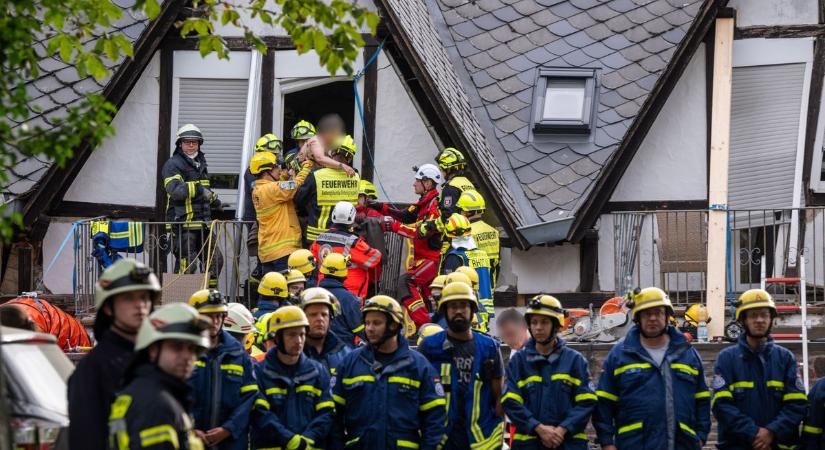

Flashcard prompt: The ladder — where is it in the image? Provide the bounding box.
[760,254,809,391]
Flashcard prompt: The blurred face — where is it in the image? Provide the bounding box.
[500,320,528,350]
[278,327,306,357]
[358,194,367,207]
[109,290,152,333]
[304,304,330,339]
[319,129,344,148]
[364,311,391,345]
[288,282,305,295]
[529,315,554,343]
[152,340,199,380]
[445,301,472,333]
[204,312,226,339]
[743,308,772,338]
[180,139,199,157]
[638,306,667,338]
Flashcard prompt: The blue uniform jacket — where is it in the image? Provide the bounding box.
[712,335,807,449]
[593,325,711,450]
[304,331,353,377]
[318,278,363,347]
[252,350,335,448]
[253,298,285,319]
[188,330,258,450]
[503,337,596,449]
[331,335,447,450]
[803,377,825,449]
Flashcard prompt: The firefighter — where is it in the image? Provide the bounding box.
[427,274,447,314]
[418,281,504,450]
[295,114,356,177]
[457,189,500,288]
[290,120,316,154]
[331,295,447,449]
[251,148,314,274]
[416,322,444,346]
[315,254,364,347]
[311,200,382,298]
[440,214,494,327]
[502,295,596,449]
[287,269,307,297]
[253,271,290,319]
[107,303,209,450]
[299,287,352,376]
[252,306,334,449]
[593,287,710,450]
[368,163,444,332]
[69,259,158,450]
[434,147,475,226]
[224,303,264,362]
[712,289,806,450]
[430,271,487,330]
[454,265,492,331]
[295,134,361,245]
[187,289,258,450]
[162,124,223,286]
[356,179,383,221]
[803,375,825,449]
[288,249,318,287]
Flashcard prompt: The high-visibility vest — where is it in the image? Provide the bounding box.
[307,168,360,241]
[471,220,500,286]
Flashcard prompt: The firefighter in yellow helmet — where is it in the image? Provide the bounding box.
[593,287,710,450]
[187,290,258,448]
[356,179,383,221]
[416,322,444,346]
[457,189,500,289]
[332,295,448,447]
[435,147,475,222]
[712,289,806,449]
[503,295,596,448]
[286,269,307,296]
[427,274,448,314]
[299,287,352,376]
[440,214,493,327]
[250,149,314,276]
[107,303,209,450]
[252,305,335,448]
[418,282,504,449]
[253,271,290,319]
[288,249,318,287]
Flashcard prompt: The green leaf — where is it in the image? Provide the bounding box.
[366,13,379,34]
[59,37,74,62]
[143,0,161,19]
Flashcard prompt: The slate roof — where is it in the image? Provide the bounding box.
[3,0,155,202]
[386,0,705,224]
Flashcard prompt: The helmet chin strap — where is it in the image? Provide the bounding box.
[636,318,669,339]
[527,318,556,346]
[371,320,399,351]
[743,322,772,339]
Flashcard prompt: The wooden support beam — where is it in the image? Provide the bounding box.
[17,246,32,294]
[706,17,735,339]
[360,45,378,181]
[260,50,275,134]
[735,24,825,39]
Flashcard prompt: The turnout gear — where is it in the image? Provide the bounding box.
[319,252,349,277]
[267,305,309,336]
[304,328,352,376]
[252,352,335,449]
[249,151,280,175]
[333,134,357,159]
[188,329,258,450]
[593,325,711,450]
[734,288,777,321]
[503,337,597,449]
[435,147,466,171]
[289,249,318,276]
[471,219,500,287]
[318,278,363,347]
[188,289,228,314]
[255,133,283,154]
[331,200,357,225]
[176,123,204,144]
[415,163,444,184]
[628,287,675,319]
[311,224,382,298]
[802,377,825,449]
[224,303,256,335]
[711,335,806,449]
[291,120,316,140]
[295,165,361,243]
[332,334,448,449]
[441,237,494,327]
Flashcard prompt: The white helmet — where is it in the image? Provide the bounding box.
[224,303,256,334]
[331,201,357,225]
[176,124,203,144]
[415,164,443,184]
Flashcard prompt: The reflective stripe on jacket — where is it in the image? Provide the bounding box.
[162,148,211,227]
[802,377,825,450]
[311,227,382,299]
[296,168,360,242]
[470,220,500,288]
[253,161,312,263]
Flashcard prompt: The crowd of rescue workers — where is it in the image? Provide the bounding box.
[14,113,825,450]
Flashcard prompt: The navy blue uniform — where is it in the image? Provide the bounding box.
[318,278,363,347]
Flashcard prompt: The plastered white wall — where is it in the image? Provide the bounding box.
[728,0,818,26]
[64,53,160,206]
[373,53,440,203]
[610,45,708,202]
[510,244,580,293]
[597,214,615,292]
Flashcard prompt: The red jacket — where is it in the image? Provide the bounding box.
[5,296,91,351]
[382,189,442,262]
[310,227,382,298]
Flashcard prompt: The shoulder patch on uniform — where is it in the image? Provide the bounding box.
[711,374,726,390]
[435,382,445,397]
[279,180,296,190]
[589,380,597,392]
[330,375,336,389]
[443,197,453,207]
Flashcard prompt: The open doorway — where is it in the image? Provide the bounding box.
[282,81,355,153]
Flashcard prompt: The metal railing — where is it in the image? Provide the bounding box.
[73,219,408,315]
[611,207,825,306]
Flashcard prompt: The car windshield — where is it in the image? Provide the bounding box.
[2,341,74,416]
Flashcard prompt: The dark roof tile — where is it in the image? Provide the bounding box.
[566,175,595,194]
[570,0,600,8]
[601,51,633,69]
[513,104,533,122]
[487,62,518,80]
[567,11,598,29]
[548,1,582,18]
[442,0,471,7]
[512,0,547,15]
[528,176,563,196]
[569,156,602,176]
[488,43,519,62]
[453,20,486,38]
[547,186,579,206]
[615,100,642,118]
[486,103,510,120]
[626,6,657,24]
[561,49,596,66]
[455,2,486,19]
[589,146,616,164]
[608,0,638,13]
[476,0,507,12]
[599,90,626,108]
[500,75,531,93]
[662,27,687,44]
[588,4,621,21]
[507,35,536,53]
[620,44,650,62]
[641,36,671,54]
[515,88,534,104]
[489,24,520,43]
[457,40,483,57]
[617,81,649,100]
[468,51,499,70]
[515,164,545,184]
[617,63,648,81]
[603,33,634,50]
[583,23,613,41]
[511,145,546,165]
[582,41,613,59]
[605,14,635,33]
[479,83,510,102]
[548,20,578,37]
[475,13,507,30]
[442,8,467,25]
[470,33,500,51]
[524,46,554,64]
[496,94,530,113]
[491,5,522,21]
[550,165,580,185]
[641,16,670,34]
[472,70,498,87]
[495,114,525,133]
[639,53,666,72]
[602,121,629,140]
[563,30,594,49]
[526,28,560,47]
[548,146,578,164]
[623,25,652,42]
[533,10,561,27]
[514,125,530,143]
[505,55,536,72]
[532,156,567,176]
[645,0,676,15]
[510,16,542,34]
[546,38,576,57]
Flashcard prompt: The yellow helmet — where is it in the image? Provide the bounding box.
[684,304,711,326]
[359,179,377,199]
[255,312,274,344]
[444,271,472,287]
[249,151,279,175]
[288,249,317,275]
[455,266,479,291]
[333,135,357,159]
[457,189,486,214]
[255,133,283,153]
[268,305,309,335]
[188,289,228,314]
[300,287,338,317]
[628,287,674,319]
[135,303,210,352]
[291,120,316,140]
[525,295,567,326]
[430,275,448,290]
[417,323,444,346]
[734,289,777,321]
[438,281,478,311]
[258,272,288,298]
[444,213,472,238]
[435,147,466,171]
[286,269,307,285]
[363,295,404,325]
[320,253,349,277]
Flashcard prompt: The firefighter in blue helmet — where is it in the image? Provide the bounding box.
[712,289,807,450]
[331,295,447,449]
[252,306,334,449]
[299,287,353,376]
[186,289,258,450]
[593,287,711,450]
[418,281,505,450]
[502,295,597,449]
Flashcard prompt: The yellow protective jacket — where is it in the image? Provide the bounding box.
[253,161,313,263]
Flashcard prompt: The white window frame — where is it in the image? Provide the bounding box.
[532,68,597,134]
